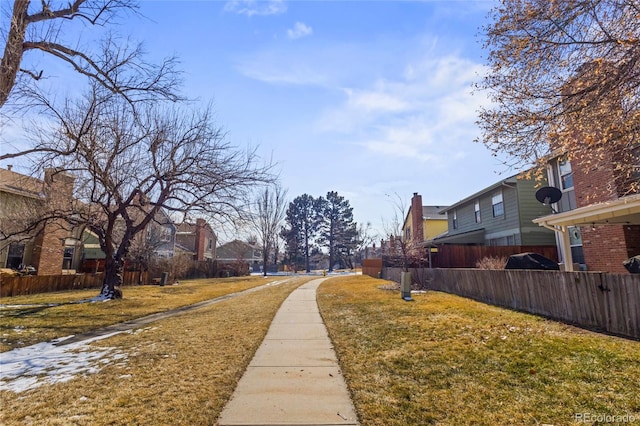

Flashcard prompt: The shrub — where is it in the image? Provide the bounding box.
[475,256,507,270]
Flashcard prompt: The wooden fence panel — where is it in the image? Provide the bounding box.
[383,267,640,340]
[362,259,383,278]
[432,245,558,268]
[0,271,149,297]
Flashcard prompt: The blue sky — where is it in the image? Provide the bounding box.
[3,0,513,238]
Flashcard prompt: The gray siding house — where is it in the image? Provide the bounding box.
[433,173,556,246]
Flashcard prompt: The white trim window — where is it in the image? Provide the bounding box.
[492,191,504,217]
[452,210,458,229]
[474,200,481,223]
[558,158,574,191]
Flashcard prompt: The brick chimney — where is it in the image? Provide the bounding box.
[411,192,424,243]
[194,218,206,261]
[31,169,75,275]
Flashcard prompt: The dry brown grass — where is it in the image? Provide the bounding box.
[0,276,290,352]
[0,276,314,425]
[318,275,640,426]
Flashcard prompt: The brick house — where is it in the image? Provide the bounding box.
[175,218,217,261]
[534,152,640,273]
[1,166,213,276]
[533,63,640,273]
[0,167,74,275]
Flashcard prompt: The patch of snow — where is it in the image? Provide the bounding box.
[0,303,60,309]
[0,332,128,393]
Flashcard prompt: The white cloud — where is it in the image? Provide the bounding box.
[345,88,410,113]
[236,59,329,86]
[224,0,287,17]
[317,54,490,165]
[287,22,313,40]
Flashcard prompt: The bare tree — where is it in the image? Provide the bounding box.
[382,193,423,272]
[477,0,640,193]
[9,85,273,299]
[1,0,181,113]
[126,210,173,276]
[251,183,287,276]
[353,221,378,266]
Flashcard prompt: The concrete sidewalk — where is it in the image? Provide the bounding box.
[217,278,359,426]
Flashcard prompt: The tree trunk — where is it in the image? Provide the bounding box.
[262,248,268,277]
[304,235,310,273]
[0,0,29,108]
[328,238,334,272]
[100,256,124,299]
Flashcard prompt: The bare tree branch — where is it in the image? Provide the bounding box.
[1,0,180,112]
[9,86,274,298]
[477,0,640,194]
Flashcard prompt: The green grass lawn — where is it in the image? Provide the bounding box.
[317,275,640,426]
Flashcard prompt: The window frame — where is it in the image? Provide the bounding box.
[492,191,504,218]
[558,158,574,191]
[474,200,481,223]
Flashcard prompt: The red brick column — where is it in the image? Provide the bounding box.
[411,193,424,244]
[195,218,206,261]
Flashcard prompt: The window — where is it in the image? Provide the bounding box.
[492,191,504,217]
[6,242,25,269]
[452,210,458,229]
[558,158,574,191]
[632,145,640,189]
[159,227,172,242]
[404,227,411,241]
[474,200,481,223]
[568,226,585,264]
[62,247,74,270]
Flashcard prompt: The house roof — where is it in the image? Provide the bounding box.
[439,174,519,214]
[533,193,640,228]
[175,220,214,234]
[175,222,195,233]
[0,168,43,199]
[403,204,449,228]
[430,228,486,245]
[422,206,448,219]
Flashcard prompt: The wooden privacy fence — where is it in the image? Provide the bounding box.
[0,271,148,297]
[382,267,640,340]
[431,245,558,268]
[362,259,383,278]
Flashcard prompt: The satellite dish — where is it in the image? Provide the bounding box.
[535,186,562,206]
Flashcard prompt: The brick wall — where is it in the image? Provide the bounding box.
[572,149,618,206]
[571,140,639,273]
[31,221,67,275]
[580,226,631,273]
